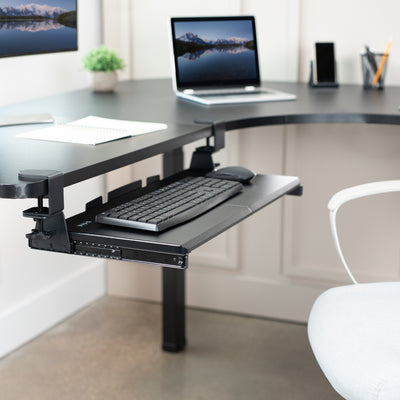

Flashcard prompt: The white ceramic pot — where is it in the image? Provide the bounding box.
[92,71,118,92]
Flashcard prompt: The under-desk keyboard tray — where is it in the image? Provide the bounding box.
[65,170,301,269]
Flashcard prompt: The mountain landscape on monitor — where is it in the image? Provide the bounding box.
[0,1,77,57]
[0,3,76,27]
[0,4,66,18]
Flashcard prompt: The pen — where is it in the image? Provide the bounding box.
[362,50,376,80]
[372,40,392,87]
[365,45,378,73]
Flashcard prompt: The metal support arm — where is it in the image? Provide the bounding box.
[19,169,71,253]
[190,121,226,173]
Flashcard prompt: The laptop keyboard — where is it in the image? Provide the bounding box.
[96,175,243,232]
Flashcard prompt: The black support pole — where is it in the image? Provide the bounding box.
[162,148,186,352]
[162,267,186,352]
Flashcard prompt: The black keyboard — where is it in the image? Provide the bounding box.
[95,176,243,232]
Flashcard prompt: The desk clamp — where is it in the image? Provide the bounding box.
[19,169,71,254]
[190,121,225,172]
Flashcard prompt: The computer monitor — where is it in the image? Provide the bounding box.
[0,1,77,126]
[0,0,77,58]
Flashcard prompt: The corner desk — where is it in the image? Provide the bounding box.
[1,79,399,352]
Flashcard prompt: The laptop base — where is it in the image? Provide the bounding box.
[176,89,296,105]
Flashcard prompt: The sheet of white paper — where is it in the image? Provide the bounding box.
[16,116,168,145]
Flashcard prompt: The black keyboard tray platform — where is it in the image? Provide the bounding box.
[66,171,301,269]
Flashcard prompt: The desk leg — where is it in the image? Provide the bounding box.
[162,268,186,352]
[162,148,186,352]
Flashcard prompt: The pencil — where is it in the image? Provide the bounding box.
[372,40,392,87]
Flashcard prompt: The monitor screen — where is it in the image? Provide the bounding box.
[0,0,77,58]
[171,16,260,89]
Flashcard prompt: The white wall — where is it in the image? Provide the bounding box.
[299,0,400,86]
[0,0,105,358]
[286,0,400,300]
[109,0,400,87]
[107,0,299,82]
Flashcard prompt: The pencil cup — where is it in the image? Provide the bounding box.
[361,52,388,90]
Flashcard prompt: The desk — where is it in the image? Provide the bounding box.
[2,79,398,196]
[1,79,399,351]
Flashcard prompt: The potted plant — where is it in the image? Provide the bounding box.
[82,45,125,92]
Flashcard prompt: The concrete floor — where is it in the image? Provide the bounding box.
[0,296,341,400]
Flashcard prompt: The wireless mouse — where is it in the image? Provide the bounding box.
[207,166,255,183]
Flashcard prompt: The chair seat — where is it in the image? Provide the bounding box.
[308,282,400,400]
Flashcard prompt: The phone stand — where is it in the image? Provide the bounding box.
[308,61,339,88]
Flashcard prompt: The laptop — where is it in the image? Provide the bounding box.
[170,16,296,106]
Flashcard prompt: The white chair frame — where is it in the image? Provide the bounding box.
[328,180,400,284]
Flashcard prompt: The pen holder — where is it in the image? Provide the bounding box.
[361,52,388,90]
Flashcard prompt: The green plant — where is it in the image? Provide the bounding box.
[82,46,125,72]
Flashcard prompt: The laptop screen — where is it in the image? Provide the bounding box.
[171,16,261,90]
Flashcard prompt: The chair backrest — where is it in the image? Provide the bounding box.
[328,180,400,284]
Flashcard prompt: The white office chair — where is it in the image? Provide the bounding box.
[308,180,400,400]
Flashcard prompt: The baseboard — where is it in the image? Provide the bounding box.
[0,260,106,359]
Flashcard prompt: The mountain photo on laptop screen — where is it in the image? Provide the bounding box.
[173,18,258,85]
[170,16,296,105]
[0,0,77,58]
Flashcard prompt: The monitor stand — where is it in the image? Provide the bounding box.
[0,113,54,127]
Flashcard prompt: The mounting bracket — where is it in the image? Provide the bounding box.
[19,169,72,253]
[190,121,225,172]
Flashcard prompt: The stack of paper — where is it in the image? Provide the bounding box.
[17,116,168,145]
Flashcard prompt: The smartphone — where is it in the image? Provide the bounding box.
[315,42,336,83]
